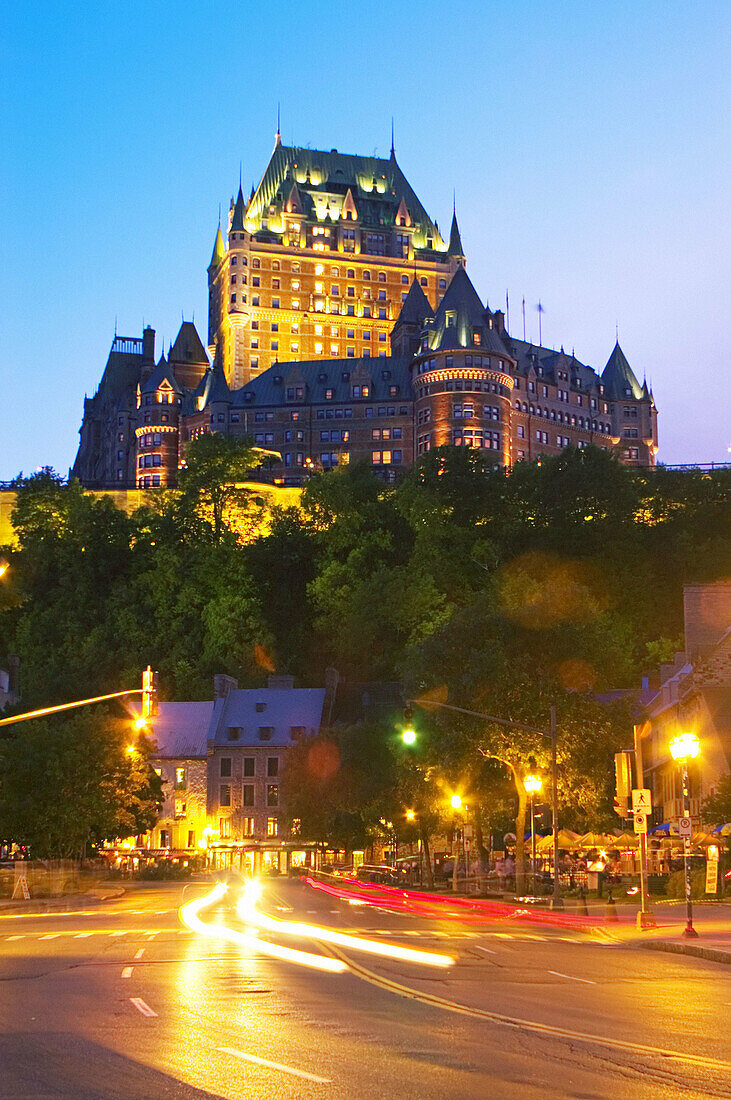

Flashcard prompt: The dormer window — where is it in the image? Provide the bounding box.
[446,313,456,328]
[473,332,481,346]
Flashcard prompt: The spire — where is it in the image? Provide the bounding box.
[448,203,465,260]
[230,184,246,232]
[275,102,281,146]
[390,117,395,159]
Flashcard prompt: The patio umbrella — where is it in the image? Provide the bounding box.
[579,832,612,848]
[612,832,639,848]
[712,823,731,836]
[536,830,581,851]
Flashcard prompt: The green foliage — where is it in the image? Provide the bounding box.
[0,711,163,858]
[177,432,276,541]
[703,776,731,826]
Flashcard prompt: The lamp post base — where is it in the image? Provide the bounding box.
[682,923,699,938]
[636,911,657,930]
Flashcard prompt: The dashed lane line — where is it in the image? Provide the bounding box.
[475,945,498,956]
[130,997,157,1018]
[74,933,93,938]
[121,967,134,979]
[547,970,596,985]
[6,935,24,941]
[40,934,60,940]
[218,1047,331,1084]
[134,948,145,960]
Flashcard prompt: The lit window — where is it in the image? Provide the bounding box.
[267,817,279,837]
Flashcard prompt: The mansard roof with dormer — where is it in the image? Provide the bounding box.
[423,266,511,357]
[140,355,182,395]
[242,143,447,254]
[601,341,644,400]
[228,356,411,409]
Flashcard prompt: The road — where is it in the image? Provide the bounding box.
[0,879,729,1099]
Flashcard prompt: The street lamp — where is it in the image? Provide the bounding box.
[524,772,543,897]
[669,732,700,938]
[449,794,464,892]
[405,809,416,822]
[133,716,148,731]
[402,728,417,746]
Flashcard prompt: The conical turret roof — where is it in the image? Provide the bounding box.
[448,209,464,259]
[426,266,510,355]
[230,185,246,233]
[601,341,643,400]
[395,278,432,327]
[208,222,226,270]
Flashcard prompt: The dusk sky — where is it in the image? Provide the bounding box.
[2,1,729,479]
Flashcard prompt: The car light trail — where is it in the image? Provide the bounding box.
[236,882,454,969]
[179,883,347,974]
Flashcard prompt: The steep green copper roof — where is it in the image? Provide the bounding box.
[394,277,432,327]
[601,341,643,400]
[208,222,226,270]
[244,143,447,251]
[230,185,246,233]
[448,210,464,258]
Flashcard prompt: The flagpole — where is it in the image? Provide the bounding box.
[522,297,526,342]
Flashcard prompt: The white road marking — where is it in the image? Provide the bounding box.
[548,970,596,985]
[130,997,157,1017]
[475,945,498,955]
[6,935,24,941]
[74,932,93,938]
[121,966,134,978]
[145,931,159,938]
[110,931,127,937]
[217,1046,331,1084]
[134,948,145,960]
[40,934,60,940]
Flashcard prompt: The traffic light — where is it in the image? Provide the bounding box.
[402,705,416,745]
[142,666,159,718]
[614,750,632,816]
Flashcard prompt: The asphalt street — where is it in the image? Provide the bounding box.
[0,880,729,1099]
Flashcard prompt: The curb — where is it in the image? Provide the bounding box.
[0,886,125,914]
[641,940,731,966]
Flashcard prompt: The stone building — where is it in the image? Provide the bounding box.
[639,583,731,828]
[72,136,659,488]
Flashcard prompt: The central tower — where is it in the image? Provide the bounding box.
[207,135,462,389]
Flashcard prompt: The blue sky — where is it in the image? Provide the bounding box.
[1,1,729,477]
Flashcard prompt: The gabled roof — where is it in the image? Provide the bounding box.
[601,341,644,400]
[208,222,226,270]
[208,688,326,747]
[243,143,447,252]
[152,702,213,758]
[231,355,411,409]
[393,278,432,328]
[230,185,247,233]
[140,356,182,395]
[169,321,209,367]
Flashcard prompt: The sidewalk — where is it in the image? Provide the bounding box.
[0,886,124,914]
[642,935,731,965]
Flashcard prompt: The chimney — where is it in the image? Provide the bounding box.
[267,674,295,690]
[683,583,731,662]
[493,310,505,335]
[213,673,238,699]
[142,326,155,366]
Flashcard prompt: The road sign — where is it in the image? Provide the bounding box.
[632,789,652,813]
[633,811,648,834]
[678,816,692,837]
[705,860,719,894]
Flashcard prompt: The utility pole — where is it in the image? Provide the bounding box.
[633,724,656,929]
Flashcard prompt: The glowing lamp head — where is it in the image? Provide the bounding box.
[405,809,416,822]
[126,745,135,755]
[524,773,542,794]
[450,793,462,811]
[402,728,417,745]
[0,562,8,578]
[133,716,148,731]
[669,732,700,761]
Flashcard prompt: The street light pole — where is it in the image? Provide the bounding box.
[669,732,700,939]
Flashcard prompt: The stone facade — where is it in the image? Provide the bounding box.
[72,138,659,488]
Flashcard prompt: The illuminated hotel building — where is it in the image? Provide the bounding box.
[72,135,658,488]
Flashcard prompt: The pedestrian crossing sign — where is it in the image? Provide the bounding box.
[632,789,652,813]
